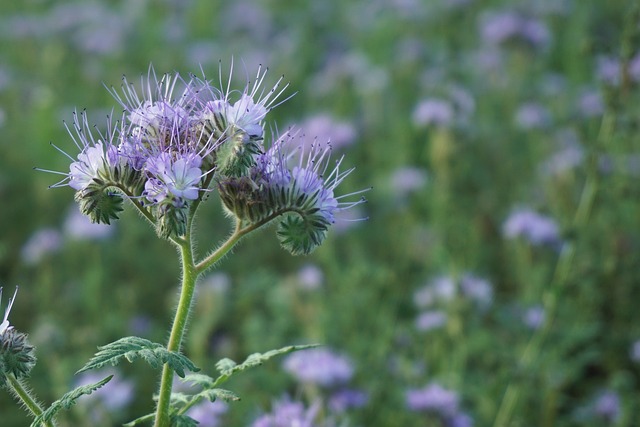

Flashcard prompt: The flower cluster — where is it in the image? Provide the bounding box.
[50,65,366,252]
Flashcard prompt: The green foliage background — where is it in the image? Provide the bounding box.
[1,0,640,425]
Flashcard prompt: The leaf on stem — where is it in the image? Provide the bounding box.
[30,375,113,427]
[77,336,200,377]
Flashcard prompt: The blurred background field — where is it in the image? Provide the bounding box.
[1,0,640,425]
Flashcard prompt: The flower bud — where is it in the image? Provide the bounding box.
[0,328,36,385]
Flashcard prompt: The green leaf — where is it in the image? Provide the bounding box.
[77,336,199,378]
[171,414,199,427]
[30,375,113,427]
[200,388,241,403]
[214,344,319,385]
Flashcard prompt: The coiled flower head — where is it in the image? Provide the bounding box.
[0,288,36,386]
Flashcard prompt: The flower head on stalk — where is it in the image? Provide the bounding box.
[0,287,36,385]
[197,62,292,176]
[219,131,368,255]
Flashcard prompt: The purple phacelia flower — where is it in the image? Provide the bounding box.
[630,340,640,363]
[64,205,114,240]
[283,348,354,387]
[514,102,551,130]
[415,310,448,332]
[252,397,323,427]
[297,263,324,290]
[406,382,460,416]
[460,274,493,308]
[329,388,369,413]
[186,400,228,427]
[21,228,63,265]
[503,208,560,246]
[593,390,621,423]
[143,153,203,205]
[523,305,545,330]
[296,113,357,150]
[413,98,454,127]
[479,11,550,49]
[390,167,428,196]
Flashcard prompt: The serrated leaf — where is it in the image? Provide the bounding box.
[214,344,319,384]
[30,375,113,427]
[77,336,199,377]
[214,358,237,373]
[201,388,240,402]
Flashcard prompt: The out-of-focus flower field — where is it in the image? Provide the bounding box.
[1,0,640,426]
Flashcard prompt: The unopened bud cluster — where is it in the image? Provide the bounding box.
[51,65,366,253]
[0,289,36,385]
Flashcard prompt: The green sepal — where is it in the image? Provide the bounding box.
[0,329,36,385]
[30,375,112,427]
[75,181,124,225]
[77,336,199,378]
[156,204,188,239]
[276,214,329,256]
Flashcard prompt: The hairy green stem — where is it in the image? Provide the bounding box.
[154,219,247,426]
[493,114,609,427]
[5,373,54,427]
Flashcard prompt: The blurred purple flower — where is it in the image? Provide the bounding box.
[296,114,357,150]
[630,340,640,362]
[479,11,550,49]
[186,400,228,427]
[449,412,474,427]
[415,310,448,332]
[283,348,354,387]
[128,315,152,336]
[593,390,621,423]
[628,52,640,81]
[413,98,454,127]
[252,397,323,427]
[503,209,560,246]
[460,274,493,307]
[297,264,324,290]
[540,129,584,176]
[328,388,369,413]
[597,57,621,86]
[74,368,134,413]
[64,205,114,240]
[577,89,604,118]
[201,272,231,294]
[514,102,551,130]
[523,305,545,330]
[406,382,460,416]
[390,167,428,196]
[21,228,63,265]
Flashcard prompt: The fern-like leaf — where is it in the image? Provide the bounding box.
[213,344,319,386]
[77,336,199,377]
[30,375,112,427]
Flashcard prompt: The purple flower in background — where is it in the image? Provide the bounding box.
[252,397,323,427]
[523,305,545,330]
[514,102,551,130]
[21,228,63,265]
[630,340,640,362]
[413,98,454,127]
[597,56,621,86]
[479,11,550,49]
[460,274,493,307]
[283,348,354,387]
[593,390,621,423]
[540,129,584,176]
[296,113,357,150]
[503,208,560,246]
[64,205,114,240]
[74,369,135,418]
[328,388,369,413]
[406,382,460,416]
[186,400,228,427]
[415,310,448,332]
[390,167,428,196]
[297,263,324,290]
[201,272,231,293]
[577,89,604,118]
